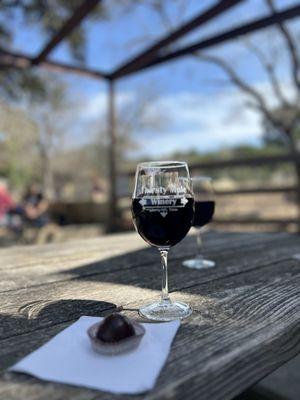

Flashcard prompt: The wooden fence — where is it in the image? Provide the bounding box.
[120,153,300,230]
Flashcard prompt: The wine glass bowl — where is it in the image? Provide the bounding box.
[183,176,216,269]
[132,161,194,321]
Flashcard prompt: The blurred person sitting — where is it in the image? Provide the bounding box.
[0,179,14,227]
[22,183,50,228]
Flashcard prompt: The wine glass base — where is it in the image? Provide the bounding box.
[139,300,192,321]
[182,258,215,269]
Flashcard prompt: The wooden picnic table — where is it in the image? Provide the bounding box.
[1,231,300,400]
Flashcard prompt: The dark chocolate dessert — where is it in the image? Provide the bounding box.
[88,313,145,355]
[96,314,135,343]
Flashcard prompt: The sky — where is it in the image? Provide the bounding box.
[8,0,300,158]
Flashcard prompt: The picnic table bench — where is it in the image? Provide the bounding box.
[0,231,300,400]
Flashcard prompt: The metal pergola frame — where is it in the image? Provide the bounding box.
[1,0,300,231]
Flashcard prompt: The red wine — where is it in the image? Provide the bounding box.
[132,197,194,248]
[193,201,215,227]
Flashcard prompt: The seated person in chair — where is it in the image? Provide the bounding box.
[22,183,49,228]
[0,180,14,227]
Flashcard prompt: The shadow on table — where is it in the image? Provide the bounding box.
[0,234,222,371]
[2,231,298,398]
[53,231,300,306]
[51,235,275,307]
[55,234,220,294]
[0,299,117,336]
[0,235,230,371]
[0,299,117,370]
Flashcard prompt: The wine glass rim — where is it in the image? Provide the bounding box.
[137,160,187,169]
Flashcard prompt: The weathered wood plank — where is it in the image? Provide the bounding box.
[0,232,146,268]
[0,372,98,400]
[0,235,299,341]
[0,231,257,270]
[1,232,300,400]
[1,258,300,400]
[0,232,296,293]
[0,231,243,282]
[144,270,300,400]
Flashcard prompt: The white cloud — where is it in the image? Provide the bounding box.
[80,91,135,121]
[73,80,296,157]
[83,92,107,120]
[132,80,297,157]
[132,89,262,157]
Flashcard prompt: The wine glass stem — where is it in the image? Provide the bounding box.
[196,228,204,261]
[160,249,170,303]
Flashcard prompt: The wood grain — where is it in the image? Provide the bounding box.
[0,232,293,292]
[0,232,299,400]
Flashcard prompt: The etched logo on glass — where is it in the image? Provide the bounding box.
[139,197,189,217]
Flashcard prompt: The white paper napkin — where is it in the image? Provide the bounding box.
[10,316,180,394]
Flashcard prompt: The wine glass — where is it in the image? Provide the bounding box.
[132,161,194,321]
[182,176,216,269]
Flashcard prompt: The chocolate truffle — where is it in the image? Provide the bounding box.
[96,314,135,343]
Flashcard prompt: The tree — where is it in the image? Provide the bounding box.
[0,72,76,197]
[88,83,168,173]
[263,106,300,148]
[0,0,106,99]
[0,100,40,189]
[29,75,75,199]
[115,85,168,162]
[191,0,300,227]
[0,1,109,194]
[139,0,300,227]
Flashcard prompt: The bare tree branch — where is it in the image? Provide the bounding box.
[243,37,289,107]
[265,0,300,94]
[123,34,157,51]
[175,0,191,26]
[193,52,283,128]
[148,0,175,31]
[194,52,300,140]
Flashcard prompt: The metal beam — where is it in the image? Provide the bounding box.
[0,48,108,79]
[125,3,300,76]
[110,0,245,79]
[33,0,102,65]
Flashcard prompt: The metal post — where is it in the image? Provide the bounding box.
[107,79,118,232]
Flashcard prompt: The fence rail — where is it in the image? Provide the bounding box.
[215,186,297,195]
[121,153,297,177]
[189,153,298,170]
[120,153,299,230]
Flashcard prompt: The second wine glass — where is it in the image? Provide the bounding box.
[182,176,216,269]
